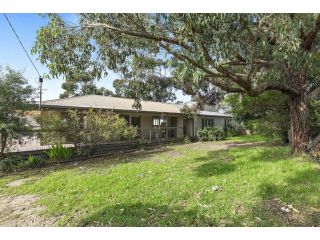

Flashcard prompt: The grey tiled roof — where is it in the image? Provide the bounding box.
[41,95,231,117]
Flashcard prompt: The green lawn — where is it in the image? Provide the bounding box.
[0,135,319,226]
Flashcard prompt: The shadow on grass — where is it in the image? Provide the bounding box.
[194,145,290,177]
[194,149,237,177]
[77,202,215,227]
[251,168,320,226]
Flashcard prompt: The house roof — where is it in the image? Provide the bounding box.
[41,95,231,117]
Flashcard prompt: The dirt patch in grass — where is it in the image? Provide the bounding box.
[5,179,29,187]
[184,141,281,153]
[0,194,57,226]
[165,150,184,159]
[183,142,229,151]
[263,198,301,225]
[261,198,320,226]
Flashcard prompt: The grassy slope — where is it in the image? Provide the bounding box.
[0,135,319,226]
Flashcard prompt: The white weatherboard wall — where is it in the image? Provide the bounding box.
[194,116,226,133]
[214,117,226,128]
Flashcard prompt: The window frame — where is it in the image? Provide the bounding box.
[152,116,167,127]
[201,118,215,128]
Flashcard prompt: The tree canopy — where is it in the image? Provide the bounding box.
[59,72,114,98]
[32,13,320,152]
[113,76,176,102]
[0,66,35,158]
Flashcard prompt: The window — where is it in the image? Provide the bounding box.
[153,116,167,126]
[202,118,214,128]
[170,117,177,127]
[131,116,140,127]
[153,116,160,126]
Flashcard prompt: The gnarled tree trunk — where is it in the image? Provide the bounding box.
[286,68,310,153]
[289,94,310,153]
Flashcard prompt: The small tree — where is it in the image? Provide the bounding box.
[36,109,137,156]
[180,104,199,120]
[83,109,137,154]
[36,110,85,154]
[0,66,34,159]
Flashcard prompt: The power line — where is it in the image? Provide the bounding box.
[3,13,41,77]
[3,13,44,109]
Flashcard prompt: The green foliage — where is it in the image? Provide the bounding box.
[37,109,138,156]
[0,66,35,158]
[224,122,237,137]
[223,92,290,142]
[180,104,198,120]
[59,72,114,98]
[36,110,84,153]
[36,112,66,145]
[0,158,14,173]
[27,155,45,168]
[138,139,149,150]
[113,76,176,104]
[32,14,320,100]
[197,127,226,141]
[83,109,138,153]
[183,136,191,144]
[46,144,73,161]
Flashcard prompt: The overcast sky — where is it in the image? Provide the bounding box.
[0,13,191,102]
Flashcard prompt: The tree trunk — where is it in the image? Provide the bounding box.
[286,69,310,153]
[289,94,310,153]
[0,132,8,160]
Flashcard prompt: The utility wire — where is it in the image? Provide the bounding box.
[3,13,42,77]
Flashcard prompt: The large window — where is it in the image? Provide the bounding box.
[202,118,214,128]
[131,116,140,128]
[152,116,167,127]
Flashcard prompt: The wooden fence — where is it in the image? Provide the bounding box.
[7,138,183,162]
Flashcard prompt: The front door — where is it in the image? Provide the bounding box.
[183,119,194,137]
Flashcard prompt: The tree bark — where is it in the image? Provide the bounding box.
[0,132,8,160]
[287,70,310,153]
[289,94,310,153]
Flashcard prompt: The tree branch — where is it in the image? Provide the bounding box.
[302,15,320,51]
[204,76,245,93]
[81,22,193,52]
[159,43,222,77]
[248,82,300,97]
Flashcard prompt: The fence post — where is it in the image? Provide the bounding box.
[166,127,168,140]
[149,129,152,142]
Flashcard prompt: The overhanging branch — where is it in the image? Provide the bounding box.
[302,15,320,51]
[81,22,193,52]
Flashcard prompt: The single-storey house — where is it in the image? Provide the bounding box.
[38,95,231,141]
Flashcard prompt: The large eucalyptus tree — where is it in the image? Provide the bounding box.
[33,13,320,153]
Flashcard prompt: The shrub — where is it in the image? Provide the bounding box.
[0,158,14,173]
[27,155,45,168]
[46,143,73,161]
[138,139,149,150]
[224,122,237,137]
[197,127,226,141]
[37,109,138,156]
[183,136,191,144]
